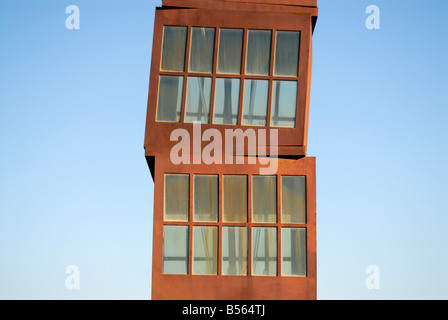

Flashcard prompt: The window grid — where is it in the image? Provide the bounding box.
[157,25,300,128]
[162,172,307,277]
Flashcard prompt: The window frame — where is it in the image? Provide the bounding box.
[145,8,313,157]
[155,156,315,279]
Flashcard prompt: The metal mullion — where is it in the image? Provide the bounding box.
[247,172,253,276]
[209,75,217,124]
[159,71,186,77]
[188,172,194,275]
[162,221,190,226]
[271,75,301,82]
[181,26,193,124]
[205,26,219,125]
[237,28,249,126]
[276,173,282,276]
[217,174,223,275]
[279,224,308,229]
[266,28,276,128]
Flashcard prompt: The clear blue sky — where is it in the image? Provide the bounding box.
[0,0,446,299]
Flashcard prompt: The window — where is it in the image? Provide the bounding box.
[252,175,277,223]
[282,228,306,276]
[156,25,301,128]
[193,226,218,275]
[252,227,277,276]
[164,174,189,221]
[222,227,248,275]
[163,225,189,274]
[162,173,308,277]
[194,174,218,222]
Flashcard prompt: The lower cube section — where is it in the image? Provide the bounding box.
[151,156,316,300]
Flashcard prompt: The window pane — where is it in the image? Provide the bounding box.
[193,226,218,275]
[222,227,247,276]
[185,77,212,123]
[217,28,243,74]
[213,78,240,125]
[252,227,277,276]
[274,31,300,76]
[164,174,189,221]
[242,79,269,126]
[270,80,297,128]
[252,176,277,223]
[281,176,306,224]
[161,26,187,72]
[223,175,247,222]
[194,175,218,222]
[156,75,183,122]
[189,27,215,73]
[163,226,188,274]
[282,228,306,276]
[246,30,271,76]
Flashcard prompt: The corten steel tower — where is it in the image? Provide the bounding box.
[144,0,318,300]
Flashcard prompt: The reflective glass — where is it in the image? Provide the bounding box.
[270,80,297,128]
[222,227,248,276]
[194,175,218,222]
[185,77,212,123]
[242,79,269,126]
[161,26,187,72]
[164,174,189,221]
[213,78,240,125]
[193,226,218,275]
[274,31,300,76]
[163,226,189,274]
[281,176,306,224]
[282,228,306,276]
[217,28,243,74]
[223,175,247,222]
[246,30,271,76]
[189,27,215,73]
[252,227,277,276]
[252,175,277,223]
[156,75,183,122]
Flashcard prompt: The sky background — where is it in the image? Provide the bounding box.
[0,0,447,300]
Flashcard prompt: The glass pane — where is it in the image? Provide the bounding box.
[252,176,277,223]
[163,226,188,274]
[161,26,187,72]
[156,75,183,122]
[194,175,218,222]
[164,174,189,221]
[185,77,212,123]
[242,79,269,126]
[270,80,297,128]
[281,176,306,224]
[217,28,243,74]
[282,228,306,276]
[223,175,247,222]
[193,226,218,275]
[189,27,215,73]
[274,31,300,76]
[213,78,240,125]
[222,227,247,276]
[252,227,277,276]
[246,30,271,76]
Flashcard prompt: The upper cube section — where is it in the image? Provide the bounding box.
[144,0,318,158]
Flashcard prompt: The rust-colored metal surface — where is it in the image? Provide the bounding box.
[145,0,319,300]
[144,3,316,160]
[151,155,316,300]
